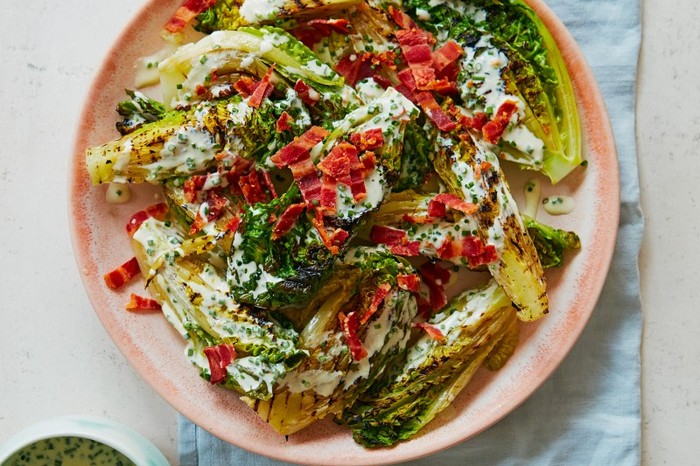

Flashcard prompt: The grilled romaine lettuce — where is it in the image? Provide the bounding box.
[130,215,307,399]
[242,247,418,435]
[342,279,517,447]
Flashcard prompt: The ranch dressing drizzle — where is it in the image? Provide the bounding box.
[542,195,575,215]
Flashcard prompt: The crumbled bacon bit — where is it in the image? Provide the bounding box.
[413,91,457,132]
[249,65,275,108]
[233,76,258,97]
[238,170,268,205]
[183,175,207,203]
[360,283,392,324]
[289,18,351,47]
[389,242,421,256]
[189,191,229,235]
[369,225,408,246]
[349,128,384,151]
[225,216,241,234]
[429,193,478,216]
[462,235,499,268]
[397,274,421,292]
[272,203,306,240]
[104,257,141,289]
[319,175,338,212]
[483,100,519,144]
[294,79,320,107]
[414,322,446,341]
[203,344,237,384]
[387,5,418,30]
[335,52,397,87]
[431,40,464,75]
[270,126,329,168]
[164,0,217,33]
[342,311,368,361]
[395,29,436,90]
[420,262,451,311]
[276,111,293,132]
[125,203,169,236]
[311,215,348,255]
[126,293,162,312]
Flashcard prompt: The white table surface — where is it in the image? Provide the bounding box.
[0,1,697,465]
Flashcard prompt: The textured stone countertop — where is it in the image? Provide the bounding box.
[0,1,697,465]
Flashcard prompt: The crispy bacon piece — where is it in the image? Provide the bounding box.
[183,175,208,203]
[432,40,464,75]
[370,225,408,246]
[349,128,384,151]
[402,213,434,224]
[319,175,338,212]
[429,193,478,216]
[311,215,348,255]
[387,5,418,30]
[126,293,162,312]
[414,322,446,341]
[233,76,258,97]
[164,0,217,33]
[104,257,141,289]
[462,235,499,267]
[317,143,353,182]
[272,203,306,240]
[271,126,329,168]
[249,65,275,108]
[294,79,320,107]
[225,216,241,234]
[189,191,229,235]
[483,100,519,144]
[289,18,351,47]
[359,151,377,174]
[126,203,168,236]
[414,91,457,132]
[389,242,421,256]
[238,170,268,205]
[360,283,392,324]
[203,344,237,384]
[261,169,278,199]
[335,52,397,87]
[341,311,368,361]
[276,111,293,133]
[395,29,436,90]
[397,274,421,292]
[420,262,451,311]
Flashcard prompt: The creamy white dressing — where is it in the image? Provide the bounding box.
[499,124,545,166]
[229,356,286,394]
[302,59,334,78]
[227,99,254,125]
[280,369,344,397]
[355,78,385,103]
[523,178,541,218]
[105,182,131,204]
[460,35,514,114]
[416,8,431,21]
[543,195,575,215]
[111,139,133,183]
[334,168,386,221]
[145,125,218,178]
[239,0,286,23]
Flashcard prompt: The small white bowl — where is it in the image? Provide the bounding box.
[0,416,170,465]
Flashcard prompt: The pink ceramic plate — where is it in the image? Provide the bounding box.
[69,1,618,464]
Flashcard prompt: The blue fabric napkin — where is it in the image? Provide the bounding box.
[179,1,643,464]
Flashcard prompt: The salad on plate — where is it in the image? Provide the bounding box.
[86,0,583,447]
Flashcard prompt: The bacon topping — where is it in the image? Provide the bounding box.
[369,225,421,256]
[311,215,349,255]
[233,76,258,97]
[483,100,519,144]
[388,5,418,30]
[414,322,446,341]
[341,311,368,361]
[420,262,451,312]
[395,29,436,90]
[276,111,293,133]
[319,175,338,212]
[126,203,168,236]
[294,79,320,107]
[335,52,397,87]
[249,65,275,108]
[225,216,241,234]
[414,91,457,132]
[289,18,351,47]
[349,128,384,151]
[397,274,421,292]
[429,193,478,216]
[189,191,229,235]
[462,235,499,267]
[104,257,141,289]
[360,283,392,324]
[126,294,162,312]
[238,170,268,205]
[272,203,306,240]
[164,0,217,33]
[203,343,237,384]
[432,40,464,75]
[271,126,329,168]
